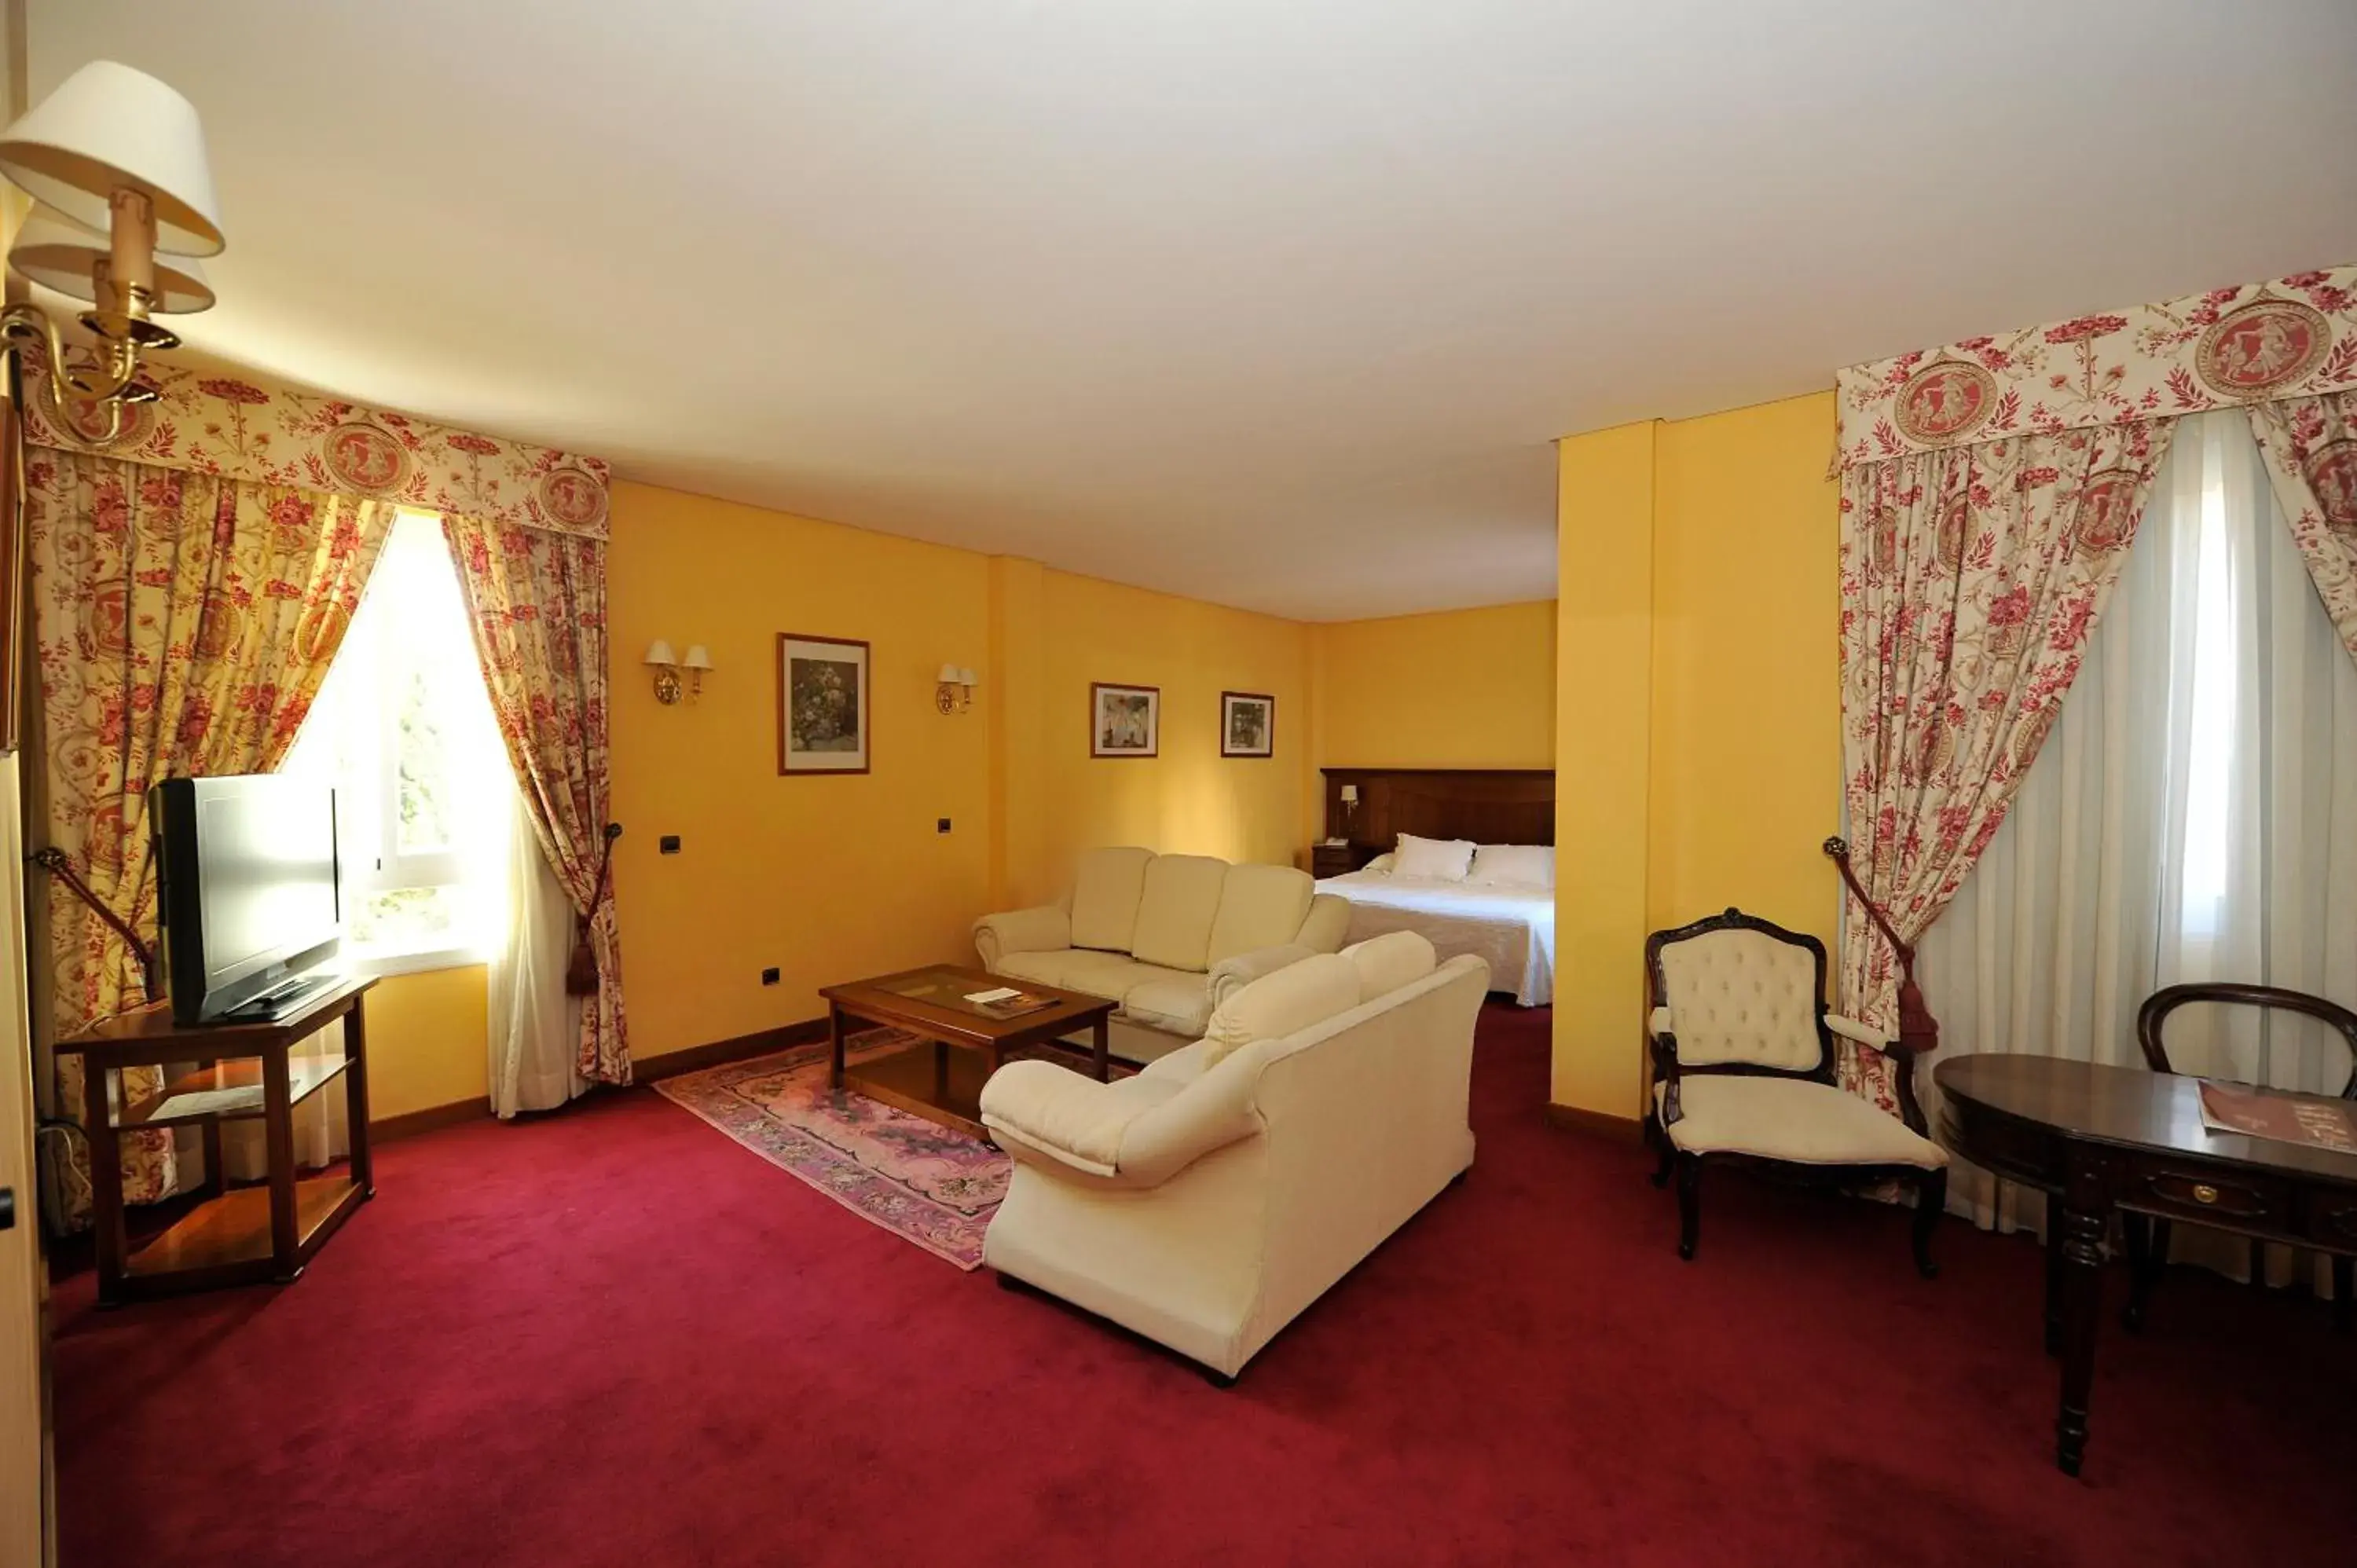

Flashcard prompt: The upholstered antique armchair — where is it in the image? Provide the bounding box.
[1643,908,1947,1276]
[2124,983,2357,1335]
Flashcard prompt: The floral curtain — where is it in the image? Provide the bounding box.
[27,448,393,1225]
[2247,391,2357,664]
[442,514,629,1086]
[1833,422,2173,1111]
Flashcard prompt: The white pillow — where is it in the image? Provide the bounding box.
[1340,930,1437,1002]
[1468,844,1553,888]
[1394,833,1475,881]
[1362,852,1397,874]
[1200,952,1359,1067]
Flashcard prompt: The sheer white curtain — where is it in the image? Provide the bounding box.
[489,788,584,1118]
[1921,410,2357,1280]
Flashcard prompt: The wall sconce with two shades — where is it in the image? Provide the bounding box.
[644,640,713,705]
[935,665,978,715]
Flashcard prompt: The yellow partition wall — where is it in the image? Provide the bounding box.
[1552,422,1659,1119]
[1549,393,1844,1123]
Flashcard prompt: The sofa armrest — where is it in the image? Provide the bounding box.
[1208,943,1317,1012]
[980,1057,1252,1189]
[973,904,1071,969]
[1825,1013,1893,1053]
[1294,893,1351,954]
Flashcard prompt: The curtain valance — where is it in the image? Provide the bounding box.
[22,350,610,540]
[1835,263,2357,469]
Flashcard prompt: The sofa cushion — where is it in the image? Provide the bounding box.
[1341,930,1437,1002]
[995,949,1169,1002]
[1120,972,1214,1038]
[1130,854,1229,973]
[1659,1075,1948,1168]
[1205,863,1314,966]
[1069,846,1153,953]
[1200,951,1359,1067]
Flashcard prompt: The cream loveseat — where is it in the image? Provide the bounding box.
[973,847,1350,1063]
[979,932,1486,1380]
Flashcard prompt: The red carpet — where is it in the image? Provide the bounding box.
[53,1005,2357,1566]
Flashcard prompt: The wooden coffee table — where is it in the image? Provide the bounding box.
[817,965,1120,1141]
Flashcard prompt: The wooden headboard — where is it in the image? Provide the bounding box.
[1321,768,1554,863]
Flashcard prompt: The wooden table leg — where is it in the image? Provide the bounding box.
[345,996,375,1200]
[263,1046,300,1282]
[1092,1017,1109,1083]
[2054,1161,2112,1477]
[2044,1211,2064,1357]
[827,1004,846,1090]
[82,1062,126,1307]
[933,1038,948,1101]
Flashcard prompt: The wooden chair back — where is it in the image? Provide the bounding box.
[2135,983,2357,1097]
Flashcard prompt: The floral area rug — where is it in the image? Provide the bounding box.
[652,1031,1015,1269]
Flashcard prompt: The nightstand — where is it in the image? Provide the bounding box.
[1310,843,1362,880]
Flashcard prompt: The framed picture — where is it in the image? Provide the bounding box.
[778,633,871,775]
[1090,682,1160,758]
[1221,691,1275,758]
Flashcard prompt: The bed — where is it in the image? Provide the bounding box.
[1315,863,1556,1006]
[1313,768,1556,1007]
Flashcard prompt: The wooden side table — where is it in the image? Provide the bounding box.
[56,975,376,1306]
[1310,842,1370,879]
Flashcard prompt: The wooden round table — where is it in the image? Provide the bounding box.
[1935,1053,2357,1475]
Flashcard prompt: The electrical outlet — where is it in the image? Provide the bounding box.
[659,834,681,855]
[761,966,780,986]
[937,817,951,833]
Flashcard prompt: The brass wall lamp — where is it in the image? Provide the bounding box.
[0,60,225,441]
[645,640,713,705]
[934,664,977,715]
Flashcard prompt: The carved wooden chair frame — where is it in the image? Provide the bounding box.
[1641,907,1944,1278]
[2121,982,2357,1334]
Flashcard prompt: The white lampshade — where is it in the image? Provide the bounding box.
[680,645,713,671]
[955,667,977,687]
[643,639,676,667]
[1340,785,1360,803]
[9,205,213,313]
[0,60,224,256]
[937,662,962,683]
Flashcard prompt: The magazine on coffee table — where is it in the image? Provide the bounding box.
[962,986,1056,1020]
[2198,1080,2357,1154]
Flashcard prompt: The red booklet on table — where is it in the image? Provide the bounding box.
[2198,1081,2357,1155]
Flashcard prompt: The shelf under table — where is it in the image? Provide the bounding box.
[112,1051,351,1130]
[126,1172,360,1280]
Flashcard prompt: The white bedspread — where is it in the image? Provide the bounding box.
[1314,871,1555,1007]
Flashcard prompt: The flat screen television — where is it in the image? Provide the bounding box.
[151,775,343,1025]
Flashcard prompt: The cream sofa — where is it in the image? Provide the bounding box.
[973,847,1351,1063]
[979,932,1488,1380]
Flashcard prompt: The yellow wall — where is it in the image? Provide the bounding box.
[359,494,1554,1109]
[606,480,995,1064]
[1552,423,1659,1118]
[1551,392,1842,1120]
[1312,601,1556,771]
[999,569,1313,907]
[1648,394,1842,947]
[365,965,490,1122]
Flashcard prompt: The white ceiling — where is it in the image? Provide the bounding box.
[22,2,2357,621]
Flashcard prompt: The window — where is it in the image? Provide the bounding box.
[283,511,512,971]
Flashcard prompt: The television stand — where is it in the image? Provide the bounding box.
[56,974,376,1305]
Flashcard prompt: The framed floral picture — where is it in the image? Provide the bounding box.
[779,632,871,775]
[1221,691,1274,758]
[1091,682,1159,758]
